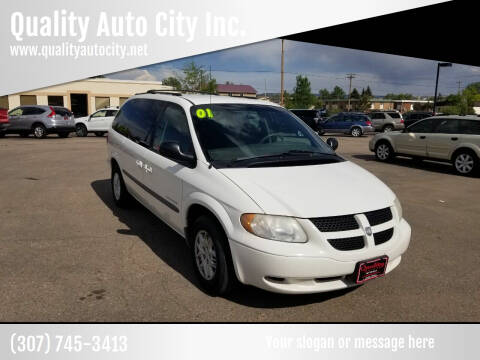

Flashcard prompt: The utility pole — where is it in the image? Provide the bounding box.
[433,62,452,114]
[280,39,285,106]
[456,80,462,94]
[264,79,267,99]
[346,73,356,111]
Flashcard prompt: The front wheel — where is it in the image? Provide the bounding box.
[453,150,478,176]
[111,165,132,207]
[191,216,236,296]
[375,141,395,162]
[75,124,88,137]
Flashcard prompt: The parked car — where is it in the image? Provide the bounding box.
[403,111,434,128]
[319,112,375,137]
[108,92,410,295]
[5,105,75,138]
[369,110,405,132]
[0,108,9,137]
[75,107,119,137]
[290,109,323,132]
[370,115,480,175]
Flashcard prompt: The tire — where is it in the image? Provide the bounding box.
[383,125,394,132]
[191,215,236,296]
[350,127,362,137]
[32,124,47,139]
[94,132,105,137]
[453,150,478,176]
[75,124,88,137]
[375,141,395,162]
[111,164,132,207]
[58,132,70,138]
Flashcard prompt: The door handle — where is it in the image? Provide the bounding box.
[451,137,458,141]
[420,136,426,139]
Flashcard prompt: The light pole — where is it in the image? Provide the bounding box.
[433,62,452,114]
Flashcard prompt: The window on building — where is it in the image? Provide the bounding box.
[0,96,9,109]
[20,95,37,105]
[119,97,129,106]
[48,96,64,106]
[95,97,110,110]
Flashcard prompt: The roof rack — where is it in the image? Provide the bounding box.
[135,89,217,96]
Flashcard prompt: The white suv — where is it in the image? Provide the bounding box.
[107,91,411,295]
[75,107,119,137]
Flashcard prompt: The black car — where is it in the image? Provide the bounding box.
[403,111,433,127]
[290,109,323,131]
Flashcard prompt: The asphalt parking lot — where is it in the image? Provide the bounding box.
[1,133,479,322]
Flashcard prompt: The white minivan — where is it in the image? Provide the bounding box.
[107,91,411,295]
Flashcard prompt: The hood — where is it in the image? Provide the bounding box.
[219,161,395,218]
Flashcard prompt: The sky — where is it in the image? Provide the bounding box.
[106,39,480,97]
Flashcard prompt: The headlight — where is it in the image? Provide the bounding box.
[394,197,403,220]
[240,214,307,243]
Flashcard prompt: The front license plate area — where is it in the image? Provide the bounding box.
[355,256,389,284]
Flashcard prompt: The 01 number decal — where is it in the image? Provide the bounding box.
[196,108,213,119]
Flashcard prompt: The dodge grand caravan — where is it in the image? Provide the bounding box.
[107,91,411,295]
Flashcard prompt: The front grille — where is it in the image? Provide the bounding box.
[373,228,394,245]
[364,207,393,226]
[310,215,358,232]
[328,236,364,251]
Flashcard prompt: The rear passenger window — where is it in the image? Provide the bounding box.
[387,112,400,118]
[106,110,118,117]
[23,107,44,115]
[371,113,385,119]
[408,118,435,133]
[435,119,459,134]
[152,103,194,156]
[459,120,480,135]
[112,99,162,144]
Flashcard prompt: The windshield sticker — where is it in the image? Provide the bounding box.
[196,108,213,119]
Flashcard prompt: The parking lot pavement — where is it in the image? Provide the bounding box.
[0,133,479,322]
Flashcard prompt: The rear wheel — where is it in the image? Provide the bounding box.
[111,165,132,207]
[383,124,394,132]
[33,124,47,139]
[191,216,236,296]
[75,124,88,137]
[375,141,395,162]
[453,150,478,176]
[350,127,362,137]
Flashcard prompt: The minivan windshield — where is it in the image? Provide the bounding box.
[190,104,340,168]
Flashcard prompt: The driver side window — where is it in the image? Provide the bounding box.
[92,110,107,118]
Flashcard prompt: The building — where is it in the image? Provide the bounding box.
[0,78,172,117]
[216,84,257,98]
[323,98,433,113]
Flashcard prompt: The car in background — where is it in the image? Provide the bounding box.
[369,115,480,176]
[319,112,374,137]
[5,105,75,138]
[0,108,9,137]
[369,110,405,132]
[403,111,434,128]
[290,109,323,132]
[75,107,119,137]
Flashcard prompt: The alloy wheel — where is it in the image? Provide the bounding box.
[455,153,474,174]
[377,144,390,160]
[34,126,45,138]
[194,230,217,281]
[351,128,361,137]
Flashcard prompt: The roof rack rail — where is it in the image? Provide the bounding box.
[135,89,217,96]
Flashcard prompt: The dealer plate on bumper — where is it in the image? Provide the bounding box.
[354,256,389,284]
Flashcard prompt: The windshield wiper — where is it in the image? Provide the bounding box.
[226,151,341,168]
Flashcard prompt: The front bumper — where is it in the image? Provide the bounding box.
[229,218,411,294]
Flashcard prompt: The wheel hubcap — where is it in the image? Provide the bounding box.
[113,172,121,200]
[377,144,389,160]
[384,127,393,132]
[455,154,474,173]
[34,127,44,137]
[194,230,217,281]
[352,129,360,136]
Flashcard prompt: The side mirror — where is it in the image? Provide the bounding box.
[326,137,339,150]
[159,141,196,167]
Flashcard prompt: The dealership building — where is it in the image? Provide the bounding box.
[0,78,172,117]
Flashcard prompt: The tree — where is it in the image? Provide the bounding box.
[330,86,346,99]
[364,86,373,97]
[350,88,360,99]
[181,61,216,92]
[318,88,331,100]
[438,83,480,115]
[162,76,182,90]
[358,87,373,111]
[291,75,315,108]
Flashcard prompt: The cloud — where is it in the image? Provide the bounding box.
[107,68,157,81]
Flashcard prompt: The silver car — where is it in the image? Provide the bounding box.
[6,105,75,138]
[369,111,405,132]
